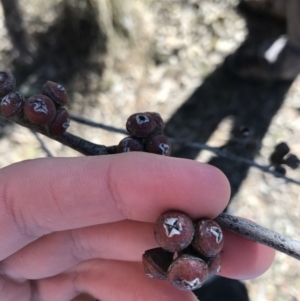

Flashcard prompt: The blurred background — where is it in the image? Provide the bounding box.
[0,0,299,300]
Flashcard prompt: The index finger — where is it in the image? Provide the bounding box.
[0,152,230,260]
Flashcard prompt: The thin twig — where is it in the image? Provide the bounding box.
[31,130,53,157]
[70,114,127,135]
[70,114,300,186]
[54,132,117,156]
[9,111,300,184]
[215,213,300,260]
[9,114,117,156]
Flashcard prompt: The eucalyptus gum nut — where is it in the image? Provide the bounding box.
[154,211,194,252]
[126,113,156,138]
[207,253,222,276]
[142,247,174,280]
[176,244,222,277]
[192,219,224,257]
[0,72,16,97]
[167,254,209,291]
[145,134,171,156]
[117,137,144,153]
[42,81,68,106]
[144,112,165,131]
[47,108,70,136]
[0,91,24,117]
[24,94,56,125]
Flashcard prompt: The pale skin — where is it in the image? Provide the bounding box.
[0,153,275,301]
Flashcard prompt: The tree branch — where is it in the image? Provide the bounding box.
[215,213,300,260]
[31,130,53,157]
[70,113,127,135]
[9,113,117,156]
[70,114,300,186]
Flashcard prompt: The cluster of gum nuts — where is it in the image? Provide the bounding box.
[0,71,70,136]
[117,112,171,156]
[142,210,224,291]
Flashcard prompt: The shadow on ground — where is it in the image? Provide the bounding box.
[0,0,107,138]
[164,3,294,200]
[5,0,107,95]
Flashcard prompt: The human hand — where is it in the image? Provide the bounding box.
[0,152,275,301]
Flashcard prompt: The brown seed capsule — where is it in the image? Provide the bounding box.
[178,244,222,276]
[24,94,56,125]
[207,253,222,276]
[126,113,156,138]
[167,254,209,291]
[192,219,224,257]
[0,91,24,117]
[145,134,171,156]
[144,112,165,131]
[42,81,68,106]
[117,137,144,153]
[154,210,194,252]
[0,72,16,97]
[142,247,174,280]
[47,108,70,136]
